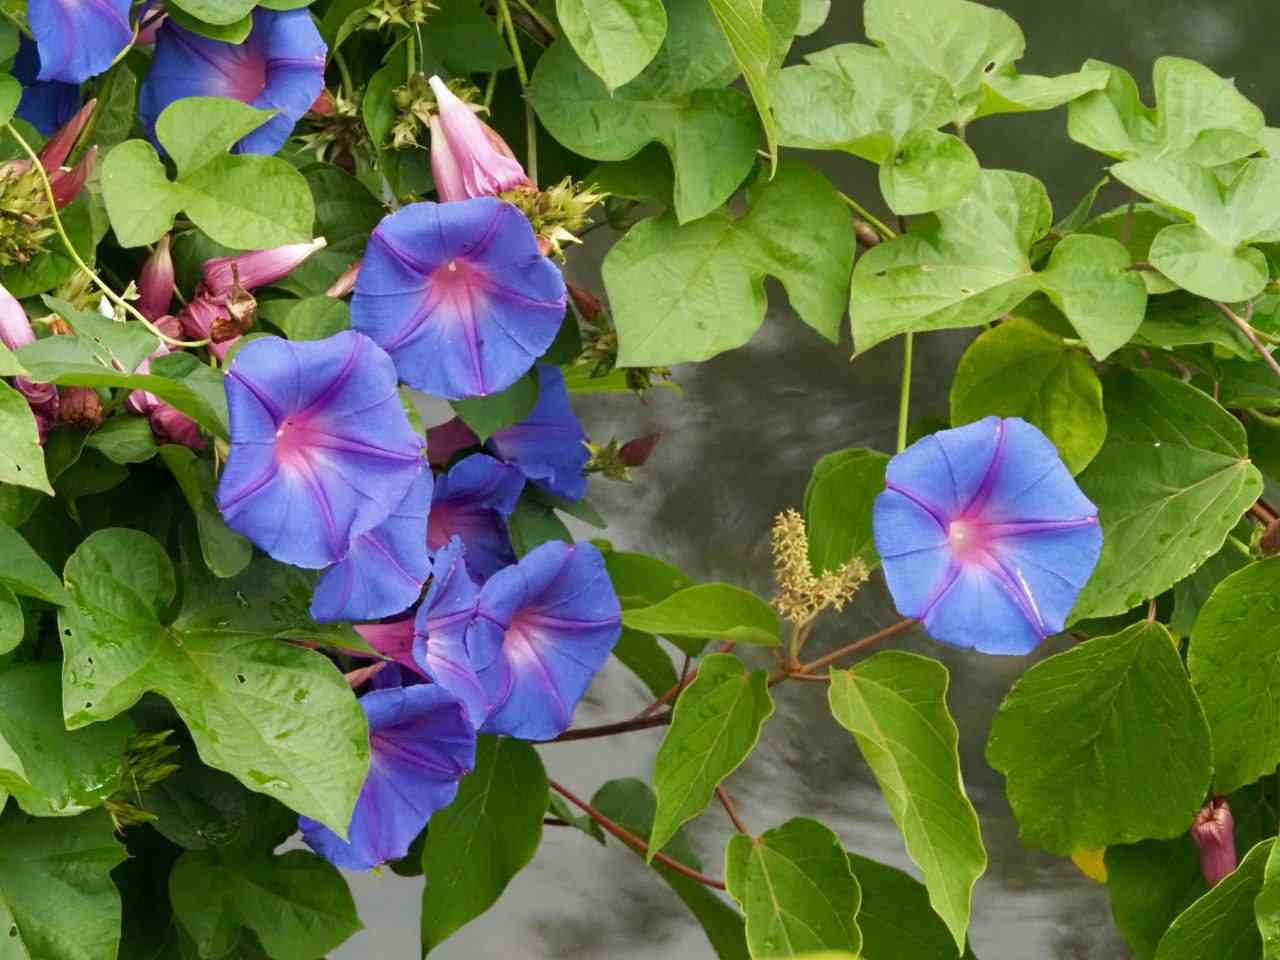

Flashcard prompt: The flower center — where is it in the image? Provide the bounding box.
[274,416,311,467]
[946,519,989,560]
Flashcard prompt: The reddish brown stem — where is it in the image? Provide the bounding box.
[549,713,672,743]
[716,786,750,835]
[549,780,727,890]
[1216,301,1280,382]
[769,618,917,686]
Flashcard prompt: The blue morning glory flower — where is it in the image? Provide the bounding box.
[139,8,326,155]
[487,365,589,502]
[310,468,434,623]
[216,332,425,570]
[872,417,1102,655]
[412,537,490,727]
[428,453,524,580]
[28,0,132,85]
[13,37,81,135]
[350,198,566,400]
[474,541,621,740]
[299,684,475,871]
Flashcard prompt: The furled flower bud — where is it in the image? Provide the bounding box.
[620,432,662,467]
[0,282,34,351]
[58,386,103,429]
[427,75,531,201]
[137,234,175,321]
[48,146,96,210]
[567,282,602,323]
[150,403,205,450]
[202,238,327,296]
[1191,798,1237,888]
[37,99,96,172]
[426,416,480,469]
[309,89,336,116]
[1262,517,1280,556]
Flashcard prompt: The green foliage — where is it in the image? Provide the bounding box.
[949,319,1106,474]
[802,448,888,572]
[621,584,781,646]
[102,98,315,249]
[557,0,667,91]
[58,529,369,834]
[1072,369,1262,619]
[1106,837,1208,960]
[987,622,1212,855]
[420,736,548,953]
[725,817,862,957]
[604,162,853,365]
[1188,559,1280,793]
[451,369,540,441]
[829,653,985,951]
[0,380,52,494]
[850,169,1146,355]
[847,853,979,959]
[1154,839,1270,959]
[649,654,773,856]
[0,811,125,960]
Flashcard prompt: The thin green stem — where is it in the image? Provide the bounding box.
[405,30,417,81]
[1215,300,1280,382]
[897,332,914,452]
[6,123,207,348]
[1248,408,1280,429]
[497,0,537,184]
[838,193,895,241]
[332,49,355,102]
[483,70,499,109]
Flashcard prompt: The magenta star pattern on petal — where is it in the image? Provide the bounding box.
[873,417,1102,655]
[215,332,424,569]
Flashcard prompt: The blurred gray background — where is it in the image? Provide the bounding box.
[337,2,1280,956]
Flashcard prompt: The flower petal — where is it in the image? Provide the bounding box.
[216,333,424,569]
[473,541,621,741]
[311,468,433,622]
[299,685,475,870]
[351,199,566,400]
[412,538,489,726]
[922,562,1045,656]
[353,617,423,677]
[29,0,132,84]
[139,9,326,155]
[428,453,524,580]
[486,365,589,501]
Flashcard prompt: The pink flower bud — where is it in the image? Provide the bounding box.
[38,100,97,172]
[48,146,96,210]
[427,75,532,201]
[0,283,34,351]
[1192,798,1237,887]
[24,385,58,444]
[344,661,388,689]
[426,416,480,468]
[149,404,205,450]
[202,238,328,296]
[325,258,361,299]
[137,235,175,322]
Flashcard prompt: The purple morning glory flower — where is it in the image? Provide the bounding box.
[29,0,132,85]
[216,332,424,569]
[873,417,1102,655]
[487,365,589,502]
[139,8,327,155]
[13,37,81,135]
[474,541,622,740]
[428,453,525,580]
[310,468,434,623]
[299,684,475,871]
[350,198,566,400]
[412,538,490,726]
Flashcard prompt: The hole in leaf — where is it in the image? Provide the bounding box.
[85,656,93,665]
[83,701,93,709]
[984,60,997,72]
[959,287,976,296]
[235,673,247,685]
[8,924,18,937]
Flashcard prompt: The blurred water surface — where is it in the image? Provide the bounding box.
[337,2,1280,956]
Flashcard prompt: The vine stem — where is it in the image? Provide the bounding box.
[838,193,895,241]
[332,49,356,102]
[5,123,208,349]
[497,0,537,186]
[897,332,913,453]
[512,0,557,39]
[549,780,728,890]
[716,786,750,835]
[768,618,917,686]
[1215,300,1280,382]
[549,712,672,742]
